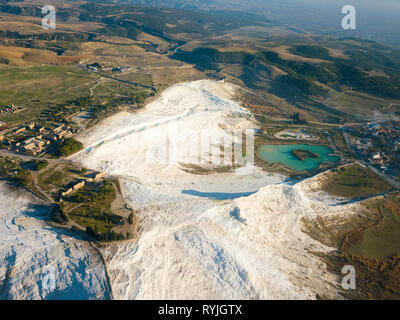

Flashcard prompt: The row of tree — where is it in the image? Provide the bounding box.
[85,226,131,242]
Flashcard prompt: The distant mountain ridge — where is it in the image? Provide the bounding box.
[102,0,400,49]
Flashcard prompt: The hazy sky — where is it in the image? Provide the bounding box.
[121,0,400,47]
[251,0,400,47]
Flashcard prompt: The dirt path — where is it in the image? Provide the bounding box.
[30,172,54,203]
[89,78,103,97]
[323,90,348,105]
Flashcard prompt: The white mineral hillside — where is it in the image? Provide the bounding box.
[71,80,361,299]
[0,182,111,299]
[73,80,282,197]
[102,180,365,300]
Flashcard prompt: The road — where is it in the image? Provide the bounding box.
[89,78,103,97]
[342,131,353,150]
[340,133,400,190]
[101,74,157,92]
[0,149,57,202]
[252,112,343,128]
[363,162,400,190]
[0,149,88,203]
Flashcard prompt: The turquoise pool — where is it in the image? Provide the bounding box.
[258,144,340,172]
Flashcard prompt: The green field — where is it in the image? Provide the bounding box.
[347,205,400,259]
[37,163,83,195]
[326,91,393,119]
[63,180,132,241]
[322,164,394,198]
[0,65,98,122]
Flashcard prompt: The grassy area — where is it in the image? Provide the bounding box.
[0,65,98,123]
[38,167,60,191]
[69,211,113,235]
[13,167,33,187]
[302,190,400,299]
[0,156,20,175]
[322,164,394,198]
[118,72,153,87]
[331,130,353,159]
[64,180,132,241]
[179,163,236,175]
[37,163,82,195]
[347,192,400,259]
[0,157,50,199]
[327,91,390,119]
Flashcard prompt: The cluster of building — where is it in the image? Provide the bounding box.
[275,129,318,141]
[61,172,106,197]
[350,136,373,153]
[3,122,78,155]
[111,66,133,73]
[344,120,400,177]
[82,63,133,74]
[0,104,24,115]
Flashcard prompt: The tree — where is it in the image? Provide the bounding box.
[15,168,31,186]
[0,166,7,177]
[128,213,134,225]
[33,160,49,171]
[52,203,69,225]
[56,138,83,156]
[86,226,96,238]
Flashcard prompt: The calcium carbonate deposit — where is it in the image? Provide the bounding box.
[1,80,360,299]
[71,80,356,299]
[0,182,111,300]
